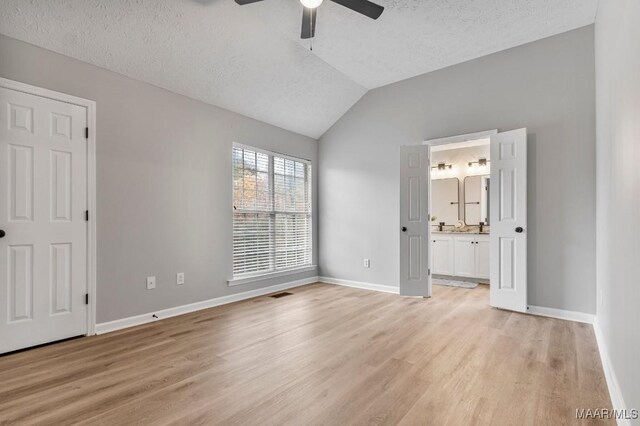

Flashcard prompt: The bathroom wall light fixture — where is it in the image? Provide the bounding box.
[431,162,452,171]
[468,158,489,167]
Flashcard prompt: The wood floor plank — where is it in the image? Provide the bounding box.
[0,283,613,425]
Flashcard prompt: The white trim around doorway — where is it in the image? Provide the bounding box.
[421,129,496,302]
[423,129,497,147]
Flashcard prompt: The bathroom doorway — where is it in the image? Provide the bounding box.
[403,128,529,312]
[429,136,491,290]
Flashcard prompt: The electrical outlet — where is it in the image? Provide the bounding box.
[176,272,185,285]
[146,276,156,290]
[364,258,370,268]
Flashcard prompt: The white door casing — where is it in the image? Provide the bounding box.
[0,84,92,353]
[489,128,527,312]
[399,145,431,297]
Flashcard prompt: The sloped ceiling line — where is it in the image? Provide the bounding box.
[0,0,597,138]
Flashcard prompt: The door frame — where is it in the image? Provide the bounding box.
[422,129,498,297]
[0,77,97,336]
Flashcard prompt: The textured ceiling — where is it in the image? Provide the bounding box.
[0,0,597,138]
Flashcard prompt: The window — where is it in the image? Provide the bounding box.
[232,145,312,278]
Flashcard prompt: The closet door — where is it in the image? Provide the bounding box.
[0,86,88,354]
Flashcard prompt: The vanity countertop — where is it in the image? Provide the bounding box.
[432,225,490,235]
[432,230,490,235]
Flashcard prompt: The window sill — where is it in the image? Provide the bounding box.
[228,265,317,287]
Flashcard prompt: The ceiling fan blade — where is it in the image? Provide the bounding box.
[330,0,383,19]
[235,0,266,4]
[301,7,317,39]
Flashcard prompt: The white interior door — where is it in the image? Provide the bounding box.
[400,145,430,297]
[0,87,88,353]
[489,128,527,312]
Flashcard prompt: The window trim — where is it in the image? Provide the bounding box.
[227,265,317,286]
[233,143,312,166]
[230,143,313,284]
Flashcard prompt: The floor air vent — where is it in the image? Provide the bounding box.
[270,292,293,299]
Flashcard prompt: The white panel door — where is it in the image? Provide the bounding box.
[400,145,430,297]
[489,128,527,312]
[0,87,88,353]
[475,235,490,279]
[453,236,475,277]
[431,235,453,275]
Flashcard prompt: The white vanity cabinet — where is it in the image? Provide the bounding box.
[474,235,490,279]
[431,235,454,275]
[453,236,476,277]
[431,233,490,280]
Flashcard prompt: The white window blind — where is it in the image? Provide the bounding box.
[233,145,312,277]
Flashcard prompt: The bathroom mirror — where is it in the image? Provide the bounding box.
[431,178,459,225]
[464,175,490,225]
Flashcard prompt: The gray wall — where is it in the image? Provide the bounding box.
[0,34,318,323]
[319,26,596,314]
[595,0,640,416]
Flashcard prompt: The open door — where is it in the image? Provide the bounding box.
[399,145,431,297]
[489,128,527,312]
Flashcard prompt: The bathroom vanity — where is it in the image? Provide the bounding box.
[431,168,491,281]
[431,231,490,280]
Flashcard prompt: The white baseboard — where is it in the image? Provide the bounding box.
[318,276,399,294]
[95,276,318,335]
[319,278,600,327]
[593,318,630,426]
[526,305,595,324]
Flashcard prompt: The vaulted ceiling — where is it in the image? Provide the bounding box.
[0,0,597,138]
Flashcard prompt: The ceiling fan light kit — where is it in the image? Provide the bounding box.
[234,0,384,39]
[300,0,324,8]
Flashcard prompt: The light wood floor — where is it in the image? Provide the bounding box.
[0,283,612,425]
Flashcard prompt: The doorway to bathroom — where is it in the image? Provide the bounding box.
[429,137,491,291]
[399,128,528,313]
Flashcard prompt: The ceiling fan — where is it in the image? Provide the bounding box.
[234,0,384,39]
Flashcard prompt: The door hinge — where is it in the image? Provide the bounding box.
[85,210,89,221]
[428,268,431,276]
[85,293,89,305]
[85,127,89,139]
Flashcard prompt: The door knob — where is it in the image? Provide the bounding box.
[515,227,524,233]
[401,227,407,232]
[0,229,5,238]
